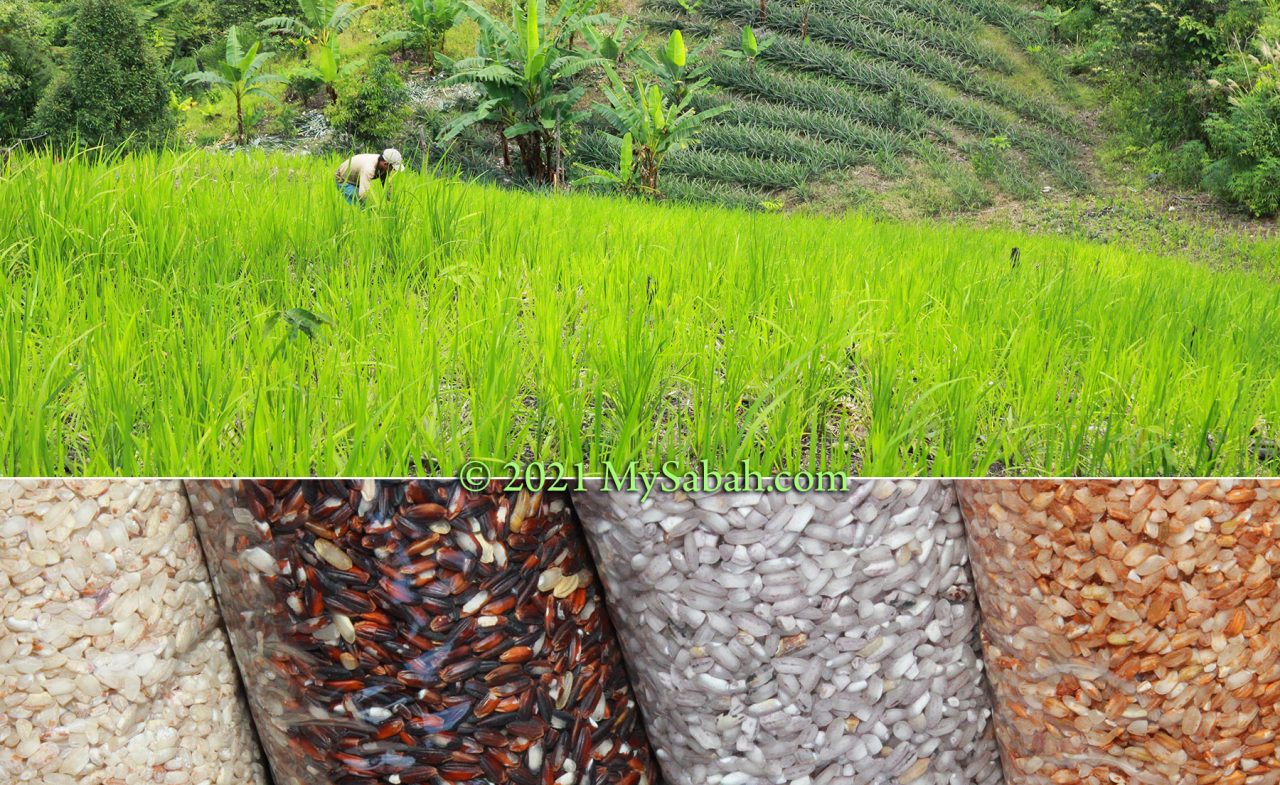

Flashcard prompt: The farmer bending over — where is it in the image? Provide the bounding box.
[335,148,404,204]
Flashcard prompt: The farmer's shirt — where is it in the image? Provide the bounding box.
[335,153,383,200]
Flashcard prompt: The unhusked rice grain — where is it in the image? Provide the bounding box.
[576,481,1003,785]
[959,479,1280,785]
[0,479,266,785]
[186,479,659,785]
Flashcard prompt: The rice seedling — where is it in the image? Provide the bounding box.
[8,150,1278,477]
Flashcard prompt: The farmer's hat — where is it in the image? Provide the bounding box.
[382,148,404,171]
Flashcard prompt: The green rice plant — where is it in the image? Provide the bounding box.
[6,150,1280,476]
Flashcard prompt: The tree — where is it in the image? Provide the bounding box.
[575,131,640,192]
[327,54,409,144]
[796,0,811,38]
[185,26,283,144]
[258,0,370,44]
[29,0,175,150]
[0,0,54,142]
[443,0,608,185]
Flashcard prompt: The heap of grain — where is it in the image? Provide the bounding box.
[0,479,266,785]
[959,479,1280,785]
[576,481,1002,785]
[186,479,658,785]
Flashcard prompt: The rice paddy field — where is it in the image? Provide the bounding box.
[4,150,1280,476]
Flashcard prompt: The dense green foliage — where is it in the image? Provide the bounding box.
[29,0,175,150]
[1054,0,1280,213]
[402,0,464,70]
[443,0,609,184]
[1204,84,1280,215]
[0,0,53,141]
[328,54,410,144]
[4,151,1280,476]
[258,0,370,44]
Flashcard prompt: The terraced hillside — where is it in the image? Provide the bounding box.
[580,0,1086,212]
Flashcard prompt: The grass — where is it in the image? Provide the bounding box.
[5,149,1280,476]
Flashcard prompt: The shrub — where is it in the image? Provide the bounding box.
[1204,83,1280,215]
[1159,140,1208,189]
[28,0,175,150]
[0,0,53,142]
[327,54,409,145]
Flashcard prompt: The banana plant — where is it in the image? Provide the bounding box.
[258,0,371,45]
[582,16,642,63]
[305,37,362,101]
[185,26,284,144]
[633,29,712,104]
[403,0,465,72]
[592,64,730,194]
[722,25,773,73]
[443,0,609,184]
[573,131,640,192]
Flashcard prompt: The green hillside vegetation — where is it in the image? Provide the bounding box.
[4,151,1279,476]
[8,0,1099,218]
[610,0,1088,212]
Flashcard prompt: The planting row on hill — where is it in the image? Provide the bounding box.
[625,0,1081,208]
